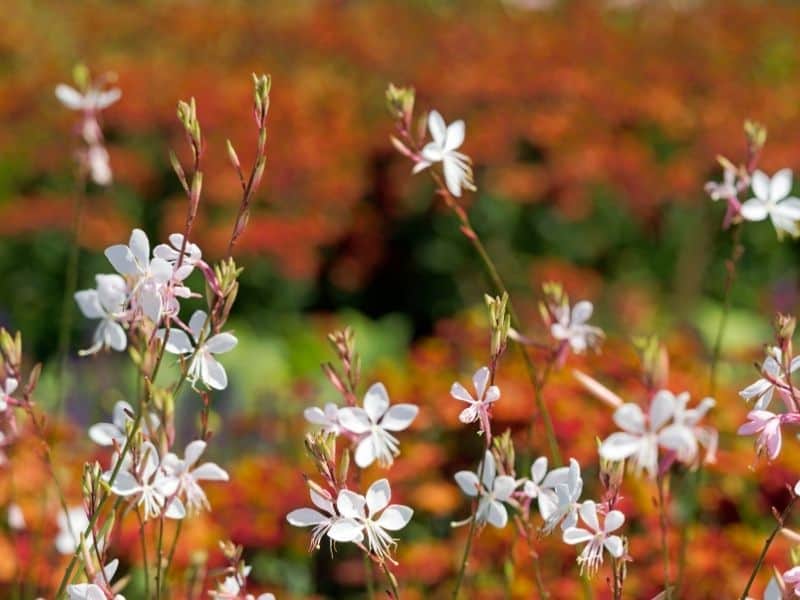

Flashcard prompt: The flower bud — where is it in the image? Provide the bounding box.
[744,119,767,153]
[385,83,415,125]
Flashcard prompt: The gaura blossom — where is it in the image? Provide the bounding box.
[661,394,717,466]
[704,162,740,202]
[450,366,499,436]
[74,274,127,355]
[154,233,202,277]
[550,300,604,354]
[738,410,800,461]
[740,347,799,411]
[337,383,418,468]
[287,485,339,551]
[209,562,275,600]
[88,400,159,447]
[413,110,476,197]
[56,506,95,555]
[0,378,17,412]
[740,169,800,239]
[66,560,125,600]
[303,403,342,435]
[107,441,185,521]
[563,500,625,576]
[105,229,172,324]
[158,310,238,391]
[454,450,517,528]
[162,440,229,516]
[56,84,121,113]
[66,558,126,600]
[539,458,583,533]
[599,391,683,478]
[783,566,800,598]
[328,479,413,563]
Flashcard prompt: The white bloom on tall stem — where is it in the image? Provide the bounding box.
[337,383,418,468]
[454,450,516,528]
[287,485,340,551]
[75,274,128,355]
[162,440,229,516]
[450,366,499,436]
[154,233,202,275]
[539,458,583,533]
[563,500,625,576]
[66,558,126,600]
[0,378,17,412]
[413,110,476,197]
[327,479,413,563]
[88,400,159,447]
[55,506,96,555]
[304,402,342,435]
[105,229,173,324]
[739,347,799,411]
[599,391,678,478]
[550,300,604,354]
[158,310,238,391]
[740,169,800,239]
[56,84,121,113]
[659,393,717,466]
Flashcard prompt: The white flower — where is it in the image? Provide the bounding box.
[86,144,112,185]
[413,110,476,197]
[450,366,499,429]
[740,347,799,411]
[0,378,17,412]
[704,163,739,202]
[337,383,418,468]
[304,403,342,435]
[659,393,717,466]
[539,458,583,533]
[454,450,516,528]
[88,400,159,447]
[162,440,229,516]
[154,233,203,280]
[107,441,185,521]
[105,228,174,324]
[157,310,237,391]
[522,456,563,519]
[75,274,128,355]
[563,500,625,576]
[550,300,604,354]
[287,485,339,551]
[599,391,678,478]
[56,506,94,555]
[740,169,800,239]
[7,503,25,531]
[328,479,413,563]
[67,558,126,600]
[56,84,121,112]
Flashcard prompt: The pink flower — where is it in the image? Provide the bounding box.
[738,410,800,460]
[783,566,800,597]
[450,366,499,438]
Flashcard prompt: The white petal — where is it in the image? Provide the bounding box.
[336,490,366,519]
[104,245,138,276]
[96,88,122,109]
[366,479,392,516]
[443,157,464,197]
[102,558,119,582]
[328,518,363,542]
[149,257,173,284]
[740,198,769,222]
[310,488,335,515]
[454,471,480,497]
[427,110,447,146]
[613,403,645,434]
[472,366,490,400]
[110,471,140,496]
[286,508,327,527]
[599,432,642,461]
[55,84,85,109]
[183,440,206,467]
[88,423,120,446]
[739,378,772,401]
[158,329,193,354]
[450,382,474,404]
[337,407,371,434]
[202,355,228,390]
[649,391,676,430]
[751,170,771,201]
[192,463,228,481]
[604,510,625,533]
[562,527,594,545]
[480,450,496,490]
[165,498,186,519]
[376,505,413,531]
[354,436,377,468]
[773,197,800,220]
[770,168,793,202]
[188,310,207,341]
[380,404,418,431]
[444,120,465,152]
[304,407,328,425]
[571,301,594,324]
[493,475,517,501]
[531,457,548,484]
[206,333,238,354]
[604,535,624,558]
[486,500,508,528]
[363,382,390,422]
[104,321,128,352]
[128,229,150,267]
[579,500,600,532]
[75,290,103,319]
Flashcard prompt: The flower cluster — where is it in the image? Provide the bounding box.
[209,541,276,600]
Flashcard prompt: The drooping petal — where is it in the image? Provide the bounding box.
[562,527,594,545]
[739,199,769,222]
[363,383,390,422]
[427,110,447,147]
[454,471,480,497]
[327,518,363,542]
[380,404,418,431]
[354,436,377,468]
[286,508,328,527]
[366,479,392,516]
[158,329,193,354]
[604,510,625,533]
[599,432,643,461]
[485,500,508,528]
[202,355,228,390]
[604,535,624,558]
[376,505,413,531]
[206,333,238,354]
[74,290,103,319]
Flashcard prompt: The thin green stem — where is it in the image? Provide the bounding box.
[452,444,489,599]
[163,518,183,593]
[709,224,743,396]
[364,553,375,599]
[136,508,151,598]
[381,562,400,599]
[740,496,798,599]
[155,516,165,600]
[657,474,672,599]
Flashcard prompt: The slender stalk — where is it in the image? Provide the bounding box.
[155,516,165,599]
[741,496,798,599]
[163,518,183,592]
[709,223,743,395]
[657,473,672,599]
[136,508,151,598]
[364,553,375,599]
[610,557,622,600]
[452,455,487,599]
[381,562,401,599]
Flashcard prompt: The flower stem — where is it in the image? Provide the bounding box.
[364,553,375,599]
[740,495,798,600]
[381,561,401,599]
[709,223,743,396]
[657,473,672,599]
[155,516,165,600]
[136,508,151,598]
[452,453,487,600]
[163,518,183,592]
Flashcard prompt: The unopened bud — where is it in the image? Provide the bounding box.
[744,119,767,152]
[385,83,415,123]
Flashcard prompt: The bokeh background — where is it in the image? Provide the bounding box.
[3,0,800,598]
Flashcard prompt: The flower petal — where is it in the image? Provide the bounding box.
[770,168,793,202]
[485,500,508,528]
[427,110,447,146]
[336,490,366,519]
[751,170,771,201]
[454,471,480,497]
[337,407,371,434]
[328,518,363,542]
[472,366,490,400]
[380,404,418,431]
[599,432,642,461]
[604,535,624,558]
[366,479,392,516]
[376,504,413,531]
[206,333,238,354]
[649,391,676,430]
[740,198,769,222]
[286,508,327,527]
[579,500,600,532]
[613,403,645,434]
[363,382,390,422]
[562,527,594,545]
[192,462,228,481]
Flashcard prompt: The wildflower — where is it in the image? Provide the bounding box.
[783,566,800,598]
[162,440,229,516]
[738,410,800,460]
[705,162,741,202]
[55,84,121,113]
[539,458,583,533]
[740,347,799,411]
[413,110,476,197]
[303,403,342,435]
[74,274,128,355]
[66,558,126,600]
[599,391,678,478]
[154,233,203,276]
[521,456,560,519]
[88,400,159,447]
[158,310,238,391]
[286,484,339,550]
[210,562,275,600]
[55,506,96,555]
[563,500,625,576]
[105,229,172,324]
[86,144,112,186]
[0,378,17,411]
[327,479,413,563]
[659,393,717,466]
[337,383,418,468]
[740,169,800,239]
[454,450,517,528]
[550,300,604,354]
[7,503,24,531]
[450,366,499,436]
[107,441,185,521]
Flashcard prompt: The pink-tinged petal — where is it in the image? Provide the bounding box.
[740,199,769,222]
[412,158,433,173]
[481,450,496,489]
[158,329,193,354]
[75,290,103,319]
[354,436,377,468]
[286,508,327,527]
[751,170,771,201]
[363,383,390,422]
[458,405,479,424]
[604,510,625,533]
[188,310,207,341]
[444,120,465,152]
[376,505,413,531]
[579,500,600,532]
[764,419,782,459]
[381,404,418,431]
[450,382,474,404]
[310,488,334,515]
[531,457,548,483]
[493,475,517,501]
[604,535,624,558]
[55,84,84,109]
[328,518,363,542]
[366,479,392,516]
[571,300,594,325]
[206,332,238,354]
[649,391,676,430]
[336,490,366,519]
[427,110,447,146]
[613,403,645,434]
[486,500,508,528]
[337,407,371,434]
[105,244,138,276]
[562,527,594,545]
[454,471,480,497]
[202,355,228,390]
[192,463,228,481]
[140,289,162,323]
[484,385,500,403]
[795,480,800,497]
[472,366,491,400]
[770,168,794,202]
[599,432,642,461]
